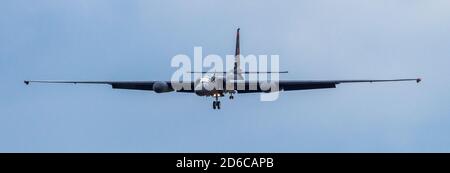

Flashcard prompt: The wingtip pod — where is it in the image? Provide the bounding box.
[416,78,422,83]
[24,80,29,85]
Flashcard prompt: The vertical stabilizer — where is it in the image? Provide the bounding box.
[226,28,244,82]
[234,28,241,72]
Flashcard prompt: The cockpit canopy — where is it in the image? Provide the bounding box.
[198,77,211,83]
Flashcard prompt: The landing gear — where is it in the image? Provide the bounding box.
[212,94,221,110]
[213,101,221,109]
[229,91,236,100]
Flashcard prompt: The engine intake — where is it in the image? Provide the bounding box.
[152,81,173,93]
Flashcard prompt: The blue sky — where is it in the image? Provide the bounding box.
[1,0,450,152]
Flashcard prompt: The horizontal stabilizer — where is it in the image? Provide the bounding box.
[187,71,288,74]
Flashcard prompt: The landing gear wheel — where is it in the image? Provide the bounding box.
[229,95,234,99]
[212,101,221,110]
[212,94,222,110]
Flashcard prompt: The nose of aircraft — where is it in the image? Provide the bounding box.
[195,83,207,96]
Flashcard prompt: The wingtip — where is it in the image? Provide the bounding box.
[416,78,422,83]
[24,80,29,85]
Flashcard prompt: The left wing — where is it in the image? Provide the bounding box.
[23,80,196,92]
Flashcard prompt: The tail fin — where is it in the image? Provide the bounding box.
[234,28,240,72]
[189,28,288,77]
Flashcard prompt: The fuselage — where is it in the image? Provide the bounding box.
[194,76,225,96]
[193,72,243,97]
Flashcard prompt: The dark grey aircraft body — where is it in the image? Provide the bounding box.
[25,29,420,109]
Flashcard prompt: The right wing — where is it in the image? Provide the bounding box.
[235,78,421,93]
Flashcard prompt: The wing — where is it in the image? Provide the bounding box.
[23,80,196,92]
[235,78,421,93]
